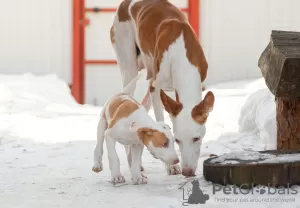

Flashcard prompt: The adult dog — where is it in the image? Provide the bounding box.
[110,0,215,177]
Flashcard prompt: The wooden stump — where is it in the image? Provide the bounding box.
[258,30,300,150]
[277,98,300,150]
[203,150,300,188]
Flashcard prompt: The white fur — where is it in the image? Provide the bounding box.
[92,94,179,185]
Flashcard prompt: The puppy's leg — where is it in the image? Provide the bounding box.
[165,164,181,175]
[105,129,125,184]
[92,115,107,173]
[125,145,145,172]
[130,144,147,185]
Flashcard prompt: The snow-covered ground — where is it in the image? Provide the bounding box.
[1,73,299,208]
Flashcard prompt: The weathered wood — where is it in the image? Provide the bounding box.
[258,30,300,99]
[203,150,300,188]
[276,97,300,150]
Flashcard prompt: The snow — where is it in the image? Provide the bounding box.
[209,150,275,164]
[1,73,299,208]
[210,150,300,165]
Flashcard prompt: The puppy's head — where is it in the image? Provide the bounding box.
[129,122,179,165]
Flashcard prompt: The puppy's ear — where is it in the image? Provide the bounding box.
[137,128,154,145]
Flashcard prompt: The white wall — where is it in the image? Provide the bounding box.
[1,0,300,106]
[200,0,300,85]
[0,0,72,83]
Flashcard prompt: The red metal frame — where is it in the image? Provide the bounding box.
[72,0,200,104]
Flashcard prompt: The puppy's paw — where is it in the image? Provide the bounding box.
[111,175,126,185]
[92,163,103,173]
[132,174,148,185]
[167,164,181,175]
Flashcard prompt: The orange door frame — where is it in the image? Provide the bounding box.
[72,0,200,104]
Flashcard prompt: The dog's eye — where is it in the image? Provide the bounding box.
[175,139,180,144]
[193,137,200,143]
[163,141,169,148]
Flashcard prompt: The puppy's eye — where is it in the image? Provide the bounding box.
[193,137,200,143]
[175,139,180,144]
[163,141,169,148]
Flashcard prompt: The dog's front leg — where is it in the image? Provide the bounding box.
[104,129,125,184]
[150,85,165,122]
[130,144,147,185]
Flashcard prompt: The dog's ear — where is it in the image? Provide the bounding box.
[192,91,215,124]
[160,90,183,117]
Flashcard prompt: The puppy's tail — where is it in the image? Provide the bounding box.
[121,71,144,95]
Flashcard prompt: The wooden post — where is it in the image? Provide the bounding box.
[258,30,300,151]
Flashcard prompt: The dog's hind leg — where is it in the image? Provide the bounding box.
[110,18,140,96]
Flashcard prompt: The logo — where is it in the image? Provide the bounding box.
[179,179,298,206]
[179,178,210,206]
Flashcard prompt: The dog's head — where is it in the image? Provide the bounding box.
[160,90,215,177]
[130,121,179,165]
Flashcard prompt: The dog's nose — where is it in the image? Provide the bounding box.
[173,159,179,165]
[182,168,195,177]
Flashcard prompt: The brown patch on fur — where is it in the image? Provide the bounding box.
[209,154,218,157]
[182,24,208,82]
[108,96,139,128]
[160,90,183,117]
[191,91,215,124]
[110,25,115,44]
[137,128,168,147]
[129,0,207,81]
[118,0,131,22]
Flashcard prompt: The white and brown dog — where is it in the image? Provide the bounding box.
[110,0,215,177]
[92,75,179,185]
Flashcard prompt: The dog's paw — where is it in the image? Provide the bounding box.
[141,172,147,178]
[167,164,181,175]
[132,174,148,185]
[92,163,103,173]
[111,175,126,184]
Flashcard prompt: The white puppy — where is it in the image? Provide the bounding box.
[92,82,179,185]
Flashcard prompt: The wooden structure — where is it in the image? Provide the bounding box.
[204,150,300,188]
[258,30,300,150]
[203,30,300,188]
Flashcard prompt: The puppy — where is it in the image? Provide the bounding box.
[92,90,179,185]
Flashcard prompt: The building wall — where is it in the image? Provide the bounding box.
[0,0,72,83]
[1,0,300,105]
[200,0,300,86]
